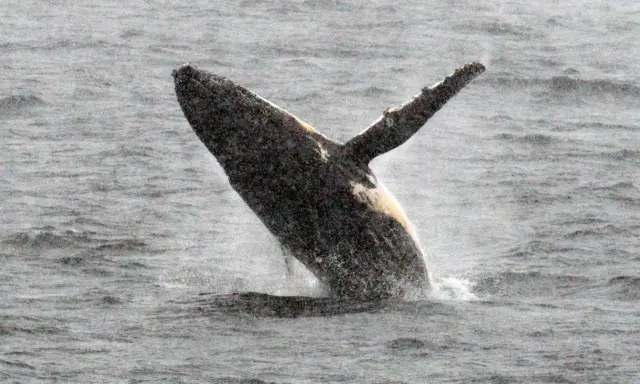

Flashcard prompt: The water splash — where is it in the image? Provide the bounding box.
[428,275,478,301]
[274,254,328,297]
[480,37,494,69]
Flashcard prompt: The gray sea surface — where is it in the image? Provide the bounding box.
[2,1,639,383]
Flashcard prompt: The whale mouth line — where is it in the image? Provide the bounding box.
[172,65,210,90]
[189,78,214,97]
[174,68,214,98]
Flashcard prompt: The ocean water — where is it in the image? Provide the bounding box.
[1,0,639,383]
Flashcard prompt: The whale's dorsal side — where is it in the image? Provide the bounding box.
[342,62,485,164]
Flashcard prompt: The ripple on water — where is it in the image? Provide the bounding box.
[473,271,592,298]
[605,276,640,301]
[0,95,46,113]
[387,337,426,350]
[1,228,96,249]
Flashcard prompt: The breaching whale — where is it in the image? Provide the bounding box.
[173,62,485,300]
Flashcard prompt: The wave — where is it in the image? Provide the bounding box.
[177,292,390,318]
[564,148,640,164]
[0,95,46,113]
[2,228,149,255]
[583,181,637,192]
[557,215,607,226]
[482,74,640,99]
[565,224,637,239]
[279,91,324,104]
[503,240,580,260]
[507,189,573,206]
[207,379,273,384]
[473,271,591,298]
[606,149,640,160]
[576,180,640,202]
[119,29,145,39]
[528,119,639,133]
[606,276,640,300]
[165,289,463,319]
[549,76,640,98]
[572,180,640,209]
[474,270,640,301]
[0,358,36,370]
[0,322,65,337]
[580,121,640,132]
[92,239,148,252]
[387,337,428,350]
[493,132,555,146]
[1,38,130,54]
[455,20,543,40]
[483,21,533,37]
[337,85,394,98]
[1,228,95,249]
[254,42,406,60]
[566,274,640,302]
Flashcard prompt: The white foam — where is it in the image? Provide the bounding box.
[428,275,478,301]
[274,254,328,297]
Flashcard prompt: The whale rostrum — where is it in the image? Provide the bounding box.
[173,62,485,300]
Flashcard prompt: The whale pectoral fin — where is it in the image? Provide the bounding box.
[342,62,486,164]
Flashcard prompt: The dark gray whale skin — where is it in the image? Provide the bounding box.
[173,63,485,300]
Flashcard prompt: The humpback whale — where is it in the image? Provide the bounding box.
[173,62,485,300]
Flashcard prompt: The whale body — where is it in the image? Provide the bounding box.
[173,62,485,300]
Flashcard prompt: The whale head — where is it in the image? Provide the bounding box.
[173,65,254,158]
[173,64,329,168]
